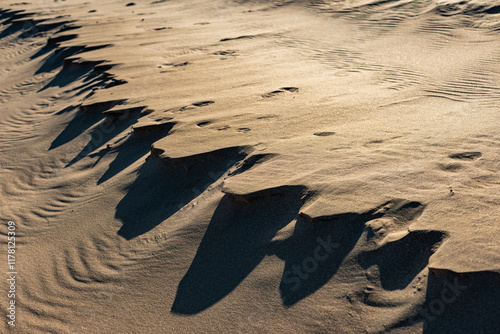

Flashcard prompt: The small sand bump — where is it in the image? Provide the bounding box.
[261,90,284,98]
[213,50,238,56]
[262,87,298,98]
[1,1,498,332]
[314,131,335,137]
[220,35,255,42]
[438,162,463,172]
[192,100,214,107]
[449,151,482,160]
[197,121,211,127]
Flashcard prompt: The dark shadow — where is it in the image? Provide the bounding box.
[49,106,103,150]
[115,147,246,240]
[39,60,104,91]
[0,10,28,23]
[74,81,105,97]
[0,11,33,38]
[171,189,304,314]
[30,43,59,61]
[418,270,500,333]
[97,122,175,184]
[0,9,20,21]
[75,72,106,88]
[276,214,365,306]
[358,231,446,291]
[34,45,83,74]
[27,24,79,61]
[66,112,139,166]
[62,72,108,97]
[31,21,72,37]
[1,15,68,40]
[277,199,428,305]
[485,5,500,14]
[0,21,24,39]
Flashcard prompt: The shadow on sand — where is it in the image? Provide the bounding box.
[171,189,371,314]
[115,147,246,240]
[171,196,453,313]
[358,230,446,291]
[171,190,305,314]
[49,105,104,151]
[97,123,175,184]
[276,214,365,306]
[420,270,500,333]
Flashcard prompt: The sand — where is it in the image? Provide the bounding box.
[0,0,499,332]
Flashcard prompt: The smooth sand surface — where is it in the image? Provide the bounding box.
[0,0,499,332]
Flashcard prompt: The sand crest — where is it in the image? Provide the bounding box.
[0,0,499,332]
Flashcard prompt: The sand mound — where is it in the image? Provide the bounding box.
[0,0,499,332]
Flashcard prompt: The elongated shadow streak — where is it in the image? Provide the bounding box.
[115,147,246,240]
[0,21,24,39]
[171,190,304,314]
[49,105,102,150]
[358,231,446,291]
[420,270,500,334]
[65,114,139,167]
[39,61,97,91]
[276,214,365,306]
[97,123,175,184]
[35,45,83,74]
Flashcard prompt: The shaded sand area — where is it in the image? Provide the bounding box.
[0,0,499,332]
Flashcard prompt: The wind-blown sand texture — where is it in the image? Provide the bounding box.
[0,0,499,332]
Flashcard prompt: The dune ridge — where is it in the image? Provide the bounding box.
[0,0,499,333]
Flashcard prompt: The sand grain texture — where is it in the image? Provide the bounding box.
[0,0,499,333]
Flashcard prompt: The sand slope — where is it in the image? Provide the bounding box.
[0,0,499,333]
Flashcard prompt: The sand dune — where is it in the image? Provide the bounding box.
[0,0,499,333]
